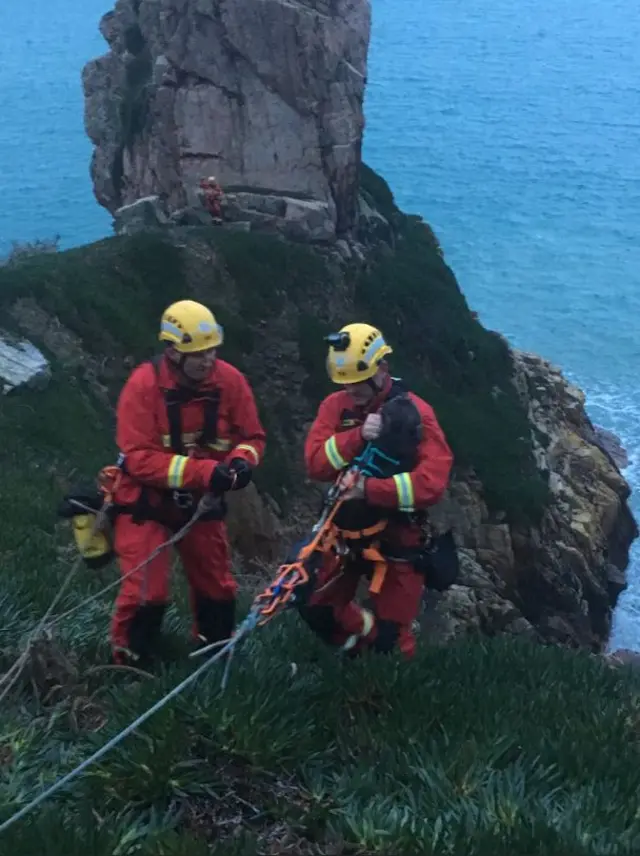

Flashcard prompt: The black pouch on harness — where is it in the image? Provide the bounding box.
[128,486,228,529]
[414,529,460,591]
[57,483,115,570]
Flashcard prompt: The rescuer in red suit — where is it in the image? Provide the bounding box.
[300,322,453,658]
[110,299,266,667]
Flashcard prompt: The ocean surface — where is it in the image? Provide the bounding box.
[1,0,638,650]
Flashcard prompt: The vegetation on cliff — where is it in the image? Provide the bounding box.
[1,166,634,854]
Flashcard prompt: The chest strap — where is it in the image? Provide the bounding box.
[163,387,221,454]
[150,355,221,455]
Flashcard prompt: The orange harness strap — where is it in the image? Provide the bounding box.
[97,464,123,505]
[248,470,397,625]
[360,542,389,595]
[254,485,356,624]
[333,518,390,595]
[335,518,388,541]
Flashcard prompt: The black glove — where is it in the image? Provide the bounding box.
[209,463,236,495]
[228,457,253,490]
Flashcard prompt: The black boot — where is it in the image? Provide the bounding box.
[193,594,236,648]
[116,602,167,670]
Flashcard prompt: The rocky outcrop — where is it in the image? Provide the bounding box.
[82,0,371,239]
[113,187,391,248]
[423,349,638,651]
[113,194,170,234]
[0,331,50,394]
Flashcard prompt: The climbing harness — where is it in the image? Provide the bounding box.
[53,491,221,629]
[192,465,363,661]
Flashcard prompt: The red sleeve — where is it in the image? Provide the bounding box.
[365,399,453,511]
[304,394,366,482]
[225,370,267,468]
[116,366,217,492]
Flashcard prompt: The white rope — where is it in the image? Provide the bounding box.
[51,499,211,627]
[0,495,214,704]
[0,610,259,837]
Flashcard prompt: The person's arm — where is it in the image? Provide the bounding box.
[364,402,453,511]
[225,371,267,469]
[304,395,366,482]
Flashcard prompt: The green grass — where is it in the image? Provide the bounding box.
[210,229,329,323]
[2,608,640,854]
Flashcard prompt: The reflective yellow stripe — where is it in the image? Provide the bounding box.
[393,473,415,512]
[167,455,188,488]
[235,443,260,465]
[324,435,347,470]
[207,439,232,452]
[162,434,232,452]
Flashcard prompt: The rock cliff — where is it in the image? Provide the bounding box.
[82,0,371,237]
[422,348,638,650]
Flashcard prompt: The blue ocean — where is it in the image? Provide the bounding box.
[1,0,638,650]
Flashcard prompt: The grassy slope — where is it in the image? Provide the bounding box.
[2,629,640,855]
[0,169,638,853]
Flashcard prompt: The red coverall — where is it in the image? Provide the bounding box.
[110,354,266,664]
[200,180,223,219]
[302,376,453,657]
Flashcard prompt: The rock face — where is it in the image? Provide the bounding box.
[0,331,50,394]
[113,194,169,234]
[423,349,638,651]
[82,0,371,238]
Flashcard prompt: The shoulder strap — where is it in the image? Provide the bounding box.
[201,390,220,446]
[386,377,408,400]
[149,353,164,373]
[147,354,183,454]
[148,353,220,454]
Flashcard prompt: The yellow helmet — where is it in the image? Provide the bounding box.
[159,300,224,353]
[325,323,393,384]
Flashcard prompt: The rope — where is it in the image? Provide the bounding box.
[50,497,212,627]
[0,494,214,704]
[0,558,82,705]
[0,610,258,837]
[0,470,352,834]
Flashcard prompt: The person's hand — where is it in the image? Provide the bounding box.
[362,413,382,442]
[341,473,366,501]
[228,457,252,490]
[209,463,236,494]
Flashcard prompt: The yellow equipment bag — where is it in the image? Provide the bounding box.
[57,482,115,570]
